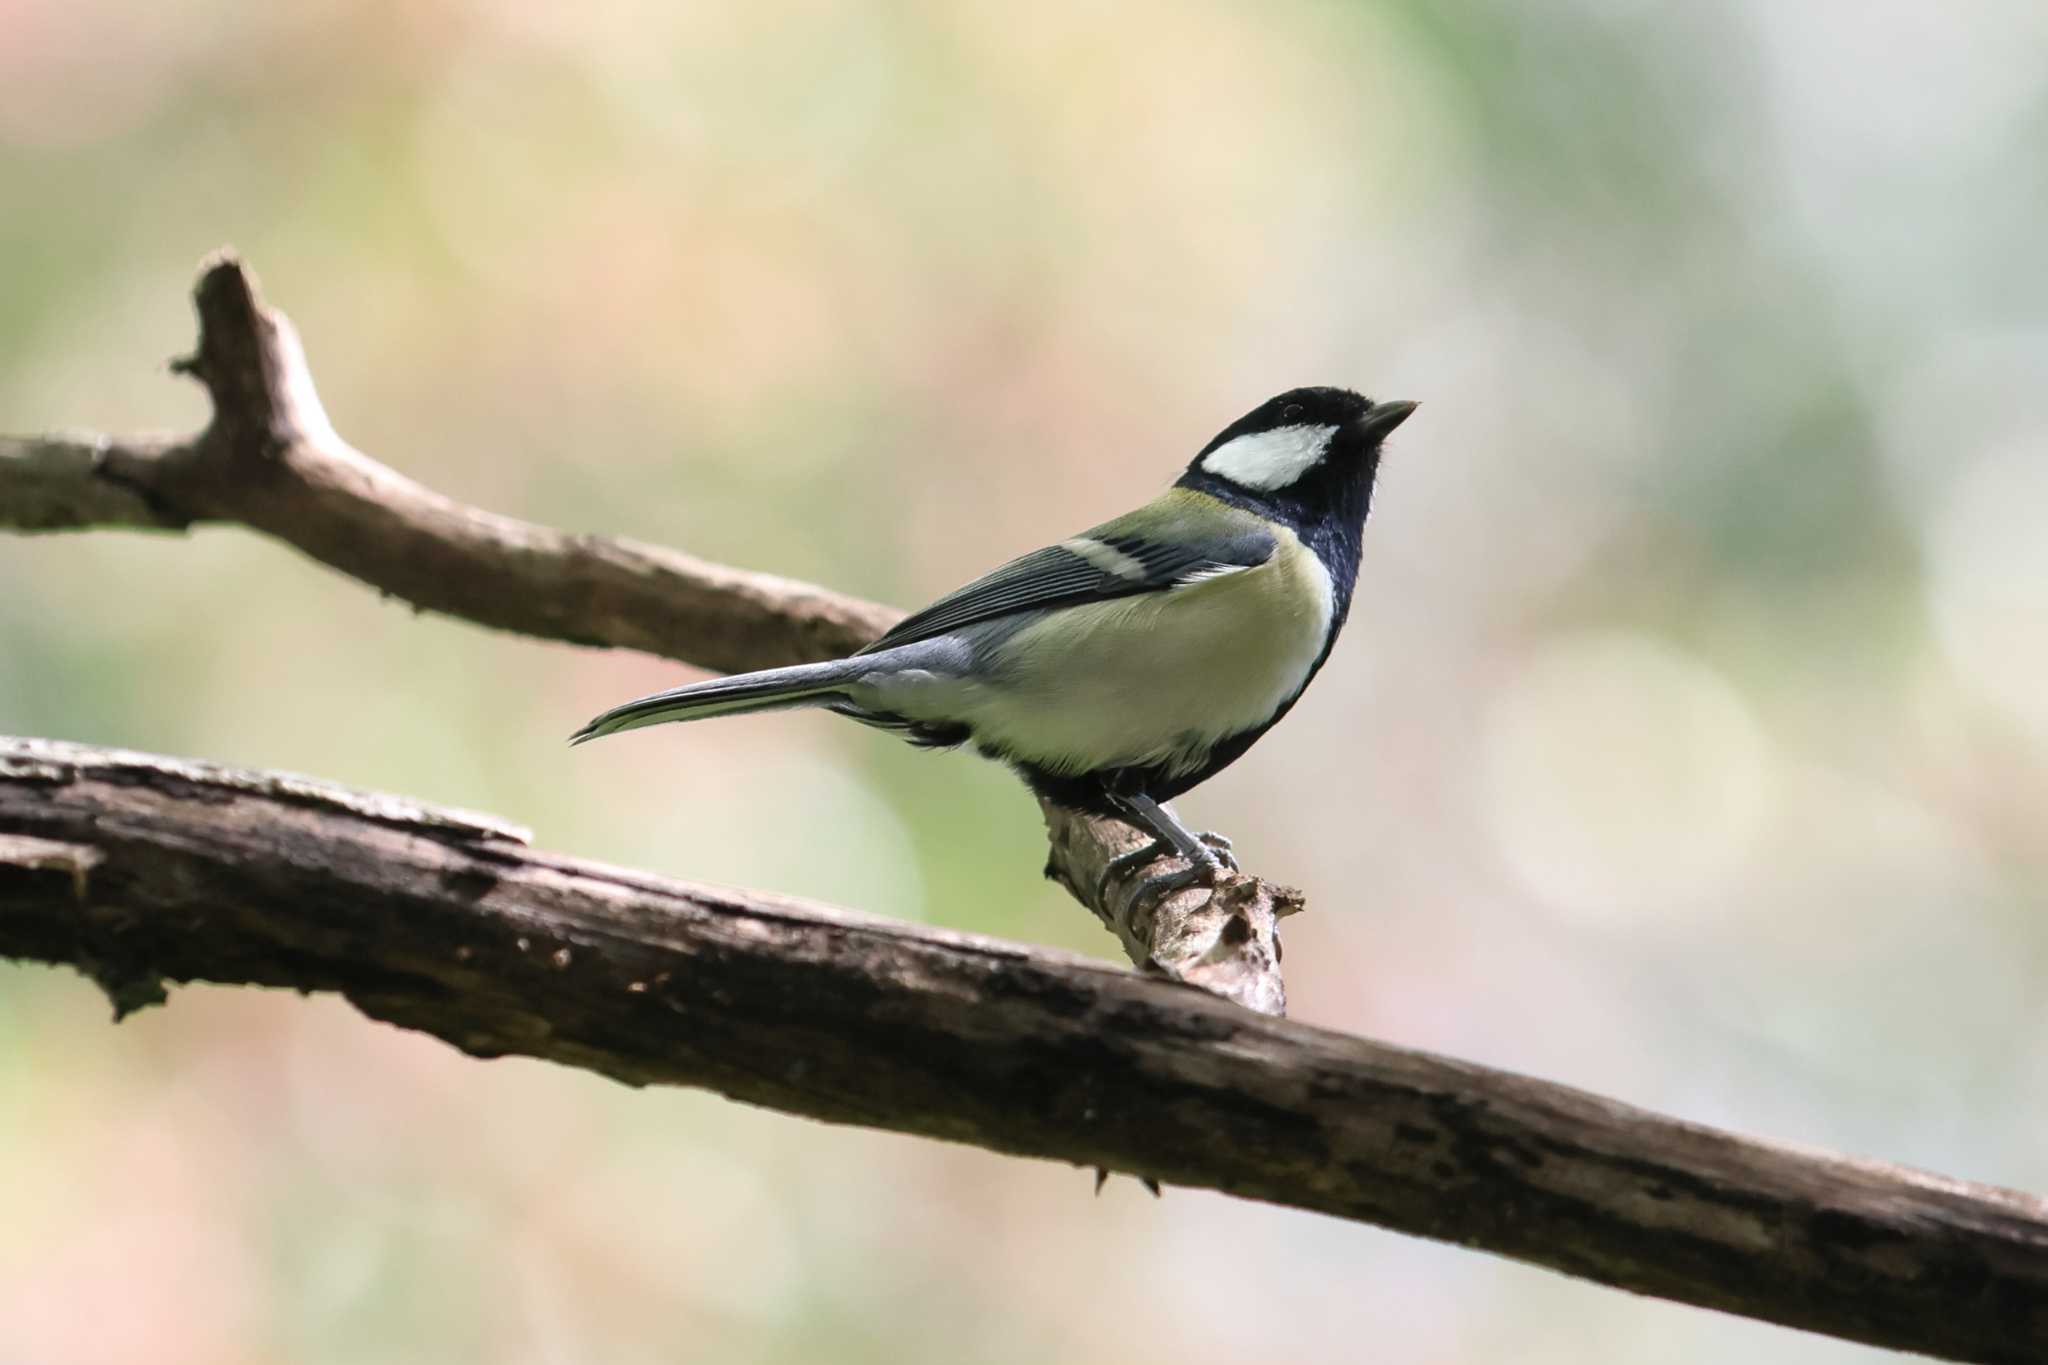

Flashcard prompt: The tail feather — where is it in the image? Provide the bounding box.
[569,658,865,745]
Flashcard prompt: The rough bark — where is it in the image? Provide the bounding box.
[0,253,1289,1012]
[1,735,2045,1364]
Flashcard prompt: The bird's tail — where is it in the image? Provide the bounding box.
[569,657,868,745]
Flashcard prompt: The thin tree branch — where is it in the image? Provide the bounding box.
[0,253,1290,1012]
[1,735,2044,1364]
[0,433,186,531]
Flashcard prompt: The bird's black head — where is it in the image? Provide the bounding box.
[1176,386,1416,534]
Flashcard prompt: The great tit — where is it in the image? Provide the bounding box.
[573,386,1415,900]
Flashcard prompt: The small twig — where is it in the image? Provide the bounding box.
[1039,801,1300,1016]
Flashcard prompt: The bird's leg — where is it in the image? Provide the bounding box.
[1120,793,1225,869]
[1099,792,1230,911]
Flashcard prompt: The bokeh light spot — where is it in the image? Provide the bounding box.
[1926,437,2048,748]
[1480,631,1772,926]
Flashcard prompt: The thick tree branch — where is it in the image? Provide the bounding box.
[0,253,1290,1012]
[1,736,2044,1364]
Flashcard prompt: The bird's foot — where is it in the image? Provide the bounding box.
[1095,837,1171,904]
[1124,861,1203,911]
[1195,831,1239,872]
[1095,821,1238,916]
[1119,853,1234,920]
[1097,841,1228,915]
[1096,833,1236,902]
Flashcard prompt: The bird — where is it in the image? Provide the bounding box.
[572,386,1415,905]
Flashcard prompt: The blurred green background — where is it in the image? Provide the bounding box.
[4,1,2046,1361]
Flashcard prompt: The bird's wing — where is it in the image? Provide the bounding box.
[859,489,1275,653]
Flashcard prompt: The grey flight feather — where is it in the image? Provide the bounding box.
[568,656,867,745]
[568,640,971,745]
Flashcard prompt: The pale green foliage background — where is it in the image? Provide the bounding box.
[3,2,2046,1362]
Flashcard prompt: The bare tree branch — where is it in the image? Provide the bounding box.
[1,735,2044,1364]
[0,433,186,531]
[12,255,2046,1359]
[0,253,1290,1012]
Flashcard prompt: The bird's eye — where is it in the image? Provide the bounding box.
[1282,404,1303,422]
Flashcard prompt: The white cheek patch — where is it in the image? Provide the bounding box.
[1198,424,1338,491]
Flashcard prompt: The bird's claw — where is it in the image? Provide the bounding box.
[1095,837,1171,904]
[1097,835,1238,914]
[1122,860,1219,917]
[1196,831,1239,872]
[1129,862,1200,906]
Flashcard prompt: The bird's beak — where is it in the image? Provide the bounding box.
[1354,399,1418,444]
